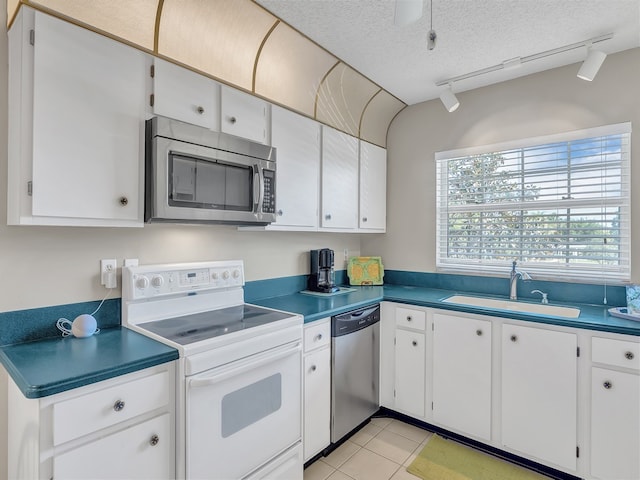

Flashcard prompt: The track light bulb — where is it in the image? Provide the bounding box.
[440,86,459,112]
[577,47,606,81]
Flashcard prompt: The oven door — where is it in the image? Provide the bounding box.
[185,341,302,479]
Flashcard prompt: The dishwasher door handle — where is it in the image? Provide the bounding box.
[338,305,379,321]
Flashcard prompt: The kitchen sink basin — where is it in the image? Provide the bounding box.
[442,295,580,318]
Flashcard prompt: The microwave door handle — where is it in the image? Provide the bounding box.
[253,165,263,208]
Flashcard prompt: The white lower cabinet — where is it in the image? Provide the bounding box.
[393,306,427,418]
[8,363,175,480]
[590,336,640,480]
[432,313,491,441]
[303,318,331,462]
[501,323,577,471]
[381,302,640,480]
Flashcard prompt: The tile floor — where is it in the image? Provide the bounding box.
[304,417,556,480]
[303,417,430,480]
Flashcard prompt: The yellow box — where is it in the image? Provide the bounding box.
[347,256,384,285]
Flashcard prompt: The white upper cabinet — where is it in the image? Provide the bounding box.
[8,8,148,227]
[270,106,320,230]
[151,58,220,130]
[359,141,387,232]
[320,126,359,230]
[220,85,270,144]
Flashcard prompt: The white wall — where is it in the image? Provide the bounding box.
[363,47,640,282]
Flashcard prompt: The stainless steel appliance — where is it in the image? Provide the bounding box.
[308,249,338,293]
[331,304,380,443]
[122,261,303,480]
[145,116,277,225]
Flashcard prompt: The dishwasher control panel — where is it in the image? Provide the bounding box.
[331,304,380,337]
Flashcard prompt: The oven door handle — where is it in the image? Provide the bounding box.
[189,341,301,388]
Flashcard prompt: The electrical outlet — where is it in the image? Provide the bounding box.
[101,259,117,288]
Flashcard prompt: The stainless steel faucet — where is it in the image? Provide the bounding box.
[510,261,531,300]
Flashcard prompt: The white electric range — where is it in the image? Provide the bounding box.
[122,260,303,480]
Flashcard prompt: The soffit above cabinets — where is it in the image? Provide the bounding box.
[10,0,406,147]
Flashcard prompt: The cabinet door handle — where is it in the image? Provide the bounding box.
[325,214,332,220]
[113,399,126,412]
[196,106,205,114]
[277,209,283,216]
[476,329,483,336]
[315,333,323,341]
[119,196,128,206]
[149,434,160,446]
[229,116,237,124]
[603,381,612,389]
[412,340,418,347]
[310,365,317,372]
[362,217,368,222]
[406,315,412,322]
[625,351,635,360]
[510,335,518,342]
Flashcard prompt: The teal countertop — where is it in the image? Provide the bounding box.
[0,327,178,398]
[251,284,640,336]
[4,281,638,400]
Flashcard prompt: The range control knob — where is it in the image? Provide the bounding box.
[222,270,230,280]
[232,269,241,279]
[135,275,150,289]
[212,271,219,280]
[151,275,164,288]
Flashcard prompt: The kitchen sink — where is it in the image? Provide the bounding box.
[442,295,581,318]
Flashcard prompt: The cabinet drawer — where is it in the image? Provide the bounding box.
[395,307,426,331]
[592,337,640,370]
[53,371,170,445]
[304,319,331,352]
[54,412,171,479]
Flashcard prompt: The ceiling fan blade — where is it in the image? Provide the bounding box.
[394,0,423,26]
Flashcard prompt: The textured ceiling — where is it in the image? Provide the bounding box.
[256,0,640,105]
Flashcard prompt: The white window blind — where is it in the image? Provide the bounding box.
[436,123,631,282]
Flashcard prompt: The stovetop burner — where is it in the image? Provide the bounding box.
[138,304,293,345]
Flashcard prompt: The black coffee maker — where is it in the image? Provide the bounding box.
[308,249,339,293]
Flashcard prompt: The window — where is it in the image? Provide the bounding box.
[436,123,631,282]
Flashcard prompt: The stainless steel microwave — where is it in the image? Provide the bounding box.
[145,116,277,225]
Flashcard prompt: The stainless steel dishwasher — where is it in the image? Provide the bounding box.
[331,304,380,443]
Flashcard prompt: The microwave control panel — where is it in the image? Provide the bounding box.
[262,169,276,213]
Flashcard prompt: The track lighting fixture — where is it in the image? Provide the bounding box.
[577,45,607,81]
[439,85,459,112]
[434,33,612,112]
